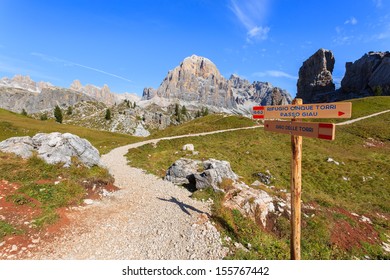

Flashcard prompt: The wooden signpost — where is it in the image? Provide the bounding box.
[253,101,352,119]
[253,99,352,260]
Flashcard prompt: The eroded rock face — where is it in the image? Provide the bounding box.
[0,132,100,167]
[341,51,390,96]
[142,55,292,113]
[164,157,287,228]
[297,48,336,103]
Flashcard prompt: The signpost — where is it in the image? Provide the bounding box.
[253,102,352,119]
[253,99,352,260]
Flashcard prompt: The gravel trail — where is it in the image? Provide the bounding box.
[28,139,231,260]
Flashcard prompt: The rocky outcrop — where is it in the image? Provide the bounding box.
[133,123,150,137]
[0,132,100,167]
[341,51,390,96]
[165,158,238,191]
[70,80,140,106]
[142,55,292,114]
[0,75,52,92]
[296,49,335,103]
[0,86,95,114]
[164,157,288,228]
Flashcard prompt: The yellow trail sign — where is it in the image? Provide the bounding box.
[253,102,352,119]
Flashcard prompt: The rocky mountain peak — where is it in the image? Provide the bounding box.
[0,74,52,92]
[142,55,292,113]
[341,51,390,96]
[297,48,335,103]
[70,79,83,91]
[180,55,221,79]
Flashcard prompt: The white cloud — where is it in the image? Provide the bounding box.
[31,52,133,83]
[344,17,358,25]
[247,26,270,40]
[229,0,270,41]
[253,70,298,80]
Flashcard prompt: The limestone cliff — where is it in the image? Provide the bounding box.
[296,49,335,103]
[341,51,390,96]
[142,55,292,113]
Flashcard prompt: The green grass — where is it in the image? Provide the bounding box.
[126,97,390,259]
[0,152,114,237]
[0,221,22,239]
[148,114,257,138]
[0,108,139,154]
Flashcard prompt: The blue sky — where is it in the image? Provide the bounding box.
[0,0,389,97]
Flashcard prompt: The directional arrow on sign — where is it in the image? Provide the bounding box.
[338,111,345,116]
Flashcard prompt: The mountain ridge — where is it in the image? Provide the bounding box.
[141,54,293,114]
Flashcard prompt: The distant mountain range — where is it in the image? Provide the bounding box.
[0,55,292,117]
[1,51,389,136]
[0,75,139,114]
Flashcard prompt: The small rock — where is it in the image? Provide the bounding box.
[84,199,94,205]
[342,176,350,181]
[0,241,5,247]
[54,181,60,185]
[182,144,195,151]
[360,216,372,224]
[10,245,18,252]
[327,158,339,165]
[31,238,40,244]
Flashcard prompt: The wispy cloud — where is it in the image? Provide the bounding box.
[229,0,270,42]
[344,17,358,25]
[31,52,133,83]
[253,70,298,80]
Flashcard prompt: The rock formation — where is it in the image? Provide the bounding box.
[70,80,140,106]
[341,51,390,97]
[165,158,238,191]
[0,75,52,92]
[0,86,95,114]
[142,55,292,114]
[164,157,288,229]
[0,132,100,167]
[297,48,335,103]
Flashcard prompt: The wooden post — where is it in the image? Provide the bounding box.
[290,98,303,260]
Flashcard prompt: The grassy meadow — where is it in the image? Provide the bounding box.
[126,97,390,259]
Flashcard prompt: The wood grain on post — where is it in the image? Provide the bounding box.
[290,98,303,260]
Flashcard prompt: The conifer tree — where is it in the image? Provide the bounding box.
[105,108,112,120]
[54,105,63,123]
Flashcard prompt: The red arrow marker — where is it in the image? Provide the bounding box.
[338,111,345,116]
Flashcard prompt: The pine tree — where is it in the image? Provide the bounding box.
[174,103,180,116]
[204,107,209,116]
[21,109,27,116]
[54,105,63,123]
[105,108,111,120]
[195,110,201,118]
[67,106,73,115]
[181,105,187,116]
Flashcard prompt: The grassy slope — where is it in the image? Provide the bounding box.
[0,108,139,154]
[126,97,390,259]
[147,114,257,138]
